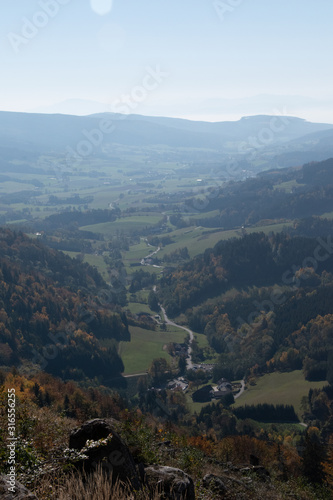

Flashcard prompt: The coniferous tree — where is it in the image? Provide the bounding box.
[302,428,326,484]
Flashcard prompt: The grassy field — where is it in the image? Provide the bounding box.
[157,226,240,259]
[233,370,327,418]
[80,215,163,237]
[126,294,153,315]
[0,181,37,193]
[157,221,293,260]
[192,331,211,350]
[119,325,187,375]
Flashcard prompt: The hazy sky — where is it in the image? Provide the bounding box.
[1,0,333,122]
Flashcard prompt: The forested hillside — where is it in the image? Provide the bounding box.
[0,228,128,382]
[158,230,333,381]
[193,158,333,229]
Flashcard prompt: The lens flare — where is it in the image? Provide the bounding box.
[90,0,113,16]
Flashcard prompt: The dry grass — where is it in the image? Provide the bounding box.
[30,461,333,500]
[33,467,161,500]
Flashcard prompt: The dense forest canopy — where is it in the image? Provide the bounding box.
[0,228,128,382]
[158,229,333,381]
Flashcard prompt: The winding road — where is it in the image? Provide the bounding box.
[141,241,162,268]
[142,245,195,371]
[159,305,194,370]
[130,242,246,387]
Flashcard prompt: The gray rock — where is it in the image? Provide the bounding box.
[202,473,227,496]
[69,418,118,449]
[144,465,195,499]
[240,467,252,474]
[69,418,141,490]
[0,474,38,499]
[240,465,270,481]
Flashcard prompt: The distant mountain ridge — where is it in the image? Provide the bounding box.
[28,94,333,123]
[0,110,332,160]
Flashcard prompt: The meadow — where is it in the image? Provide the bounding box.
[156,221,292,260]
[79,214,164,237]
[233,370,327,418]
[119,325,187,375]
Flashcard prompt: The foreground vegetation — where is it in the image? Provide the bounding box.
[1,369,333,499]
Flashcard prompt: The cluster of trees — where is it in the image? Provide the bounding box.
[44,235,97,253]
[129,269,156,292]
[233,404,299,423]
[287,216,333,238]
[0,190,37,205]
[163,247,190,263]
[38,207,120,230]
[47,194,94,205]
[283,314,333,382]
[127,312,156,331]
[195,402,237,438]
[303,386,333,433]
[191,385,212,403]
[0,209,34,225]
[169,213,188,229]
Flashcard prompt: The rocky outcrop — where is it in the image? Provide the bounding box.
[202,473,227,496]
[69,417,118,449]
[69,418,141,490]
[69,419,198,498]
[144,465,195,499]
[0,474,38,499]
[240,465,270,481]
